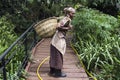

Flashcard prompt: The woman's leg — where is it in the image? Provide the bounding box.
[49,44,66,77]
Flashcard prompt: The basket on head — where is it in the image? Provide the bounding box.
[33,17,58,38]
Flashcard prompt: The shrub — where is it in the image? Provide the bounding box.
[0,15,17,54]
[72,8,120,79]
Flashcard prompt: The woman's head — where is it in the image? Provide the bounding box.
[64,7,76,19]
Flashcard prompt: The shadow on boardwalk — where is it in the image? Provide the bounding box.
[26,38,89,80]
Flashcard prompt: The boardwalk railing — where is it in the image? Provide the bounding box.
[0,24,39,80]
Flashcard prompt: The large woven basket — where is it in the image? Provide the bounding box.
[33,17,58,38]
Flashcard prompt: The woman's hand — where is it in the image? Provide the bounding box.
[57,26,69,31]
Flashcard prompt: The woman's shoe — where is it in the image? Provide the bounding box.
[54,69,67,77]
[48,67,55,76]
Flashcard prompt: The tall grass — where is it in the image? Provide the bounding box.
[72,8,120,80]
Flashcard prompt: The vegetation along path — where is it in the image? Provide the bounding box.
[26,38,90,80]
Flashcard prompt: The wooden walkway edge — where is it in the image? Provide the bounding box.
[26,38,89,80]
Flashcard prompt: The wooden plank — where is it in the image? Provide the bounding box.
[26,38,89,80]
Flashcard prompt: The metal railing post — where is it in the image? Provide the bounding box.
[33,29,37,46]
[2,58,7,80]
[24,34,28,55]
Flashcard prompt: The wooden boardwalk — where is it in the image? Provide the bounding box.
[26,38,89,80]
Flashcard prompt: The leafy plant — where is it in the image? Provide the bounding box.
[0,15,17,54]
[0,15,26,80]
[72,7,120,80]
[78,0,120,16]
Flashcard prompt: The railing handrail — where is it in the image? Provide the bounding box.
[0,23,35,61]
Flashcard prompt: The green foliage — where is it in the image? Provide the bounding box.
[0,15,27,80]
[0,0,63,32]
[0,0,80,32]
[117,12,120,23]
[78,0,120,16]
[73,8,119,43]
[0,15,30,80]
[72,8,120,79]
[0,16,17,54]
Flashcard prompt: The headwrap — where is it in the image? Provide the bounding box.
[64,7,76,14]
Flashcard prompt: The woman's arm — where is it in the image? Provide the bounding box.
[57,21,72,31]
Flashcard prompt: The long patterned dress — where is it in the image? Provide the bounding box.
[49,16,72,69]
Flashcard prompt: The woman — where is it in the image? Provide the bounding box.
[49,7,76,77]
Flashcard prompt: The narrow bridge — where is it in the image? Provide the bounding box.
[26,38,89,80]
[0,24,91,80]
